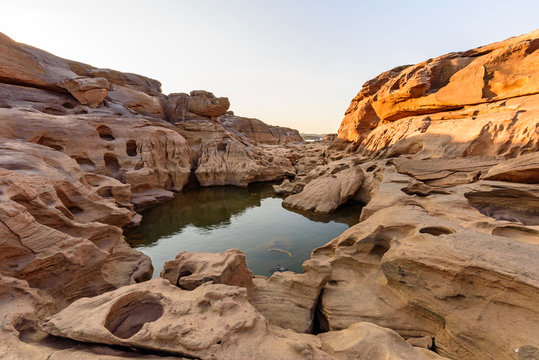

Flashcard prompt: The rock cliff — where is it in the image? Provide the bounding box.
[338,30,538,159]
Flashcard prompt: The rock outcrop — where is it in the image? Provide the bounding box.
[41,279,335,360]
[338,29,539,159]
[162,90,230,122]
[218,113,303,144]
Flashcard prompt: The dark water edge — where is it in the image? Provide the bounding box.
[125,183,362,277]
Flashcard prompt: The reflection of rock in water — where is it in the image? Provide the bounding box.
[126,183,277,247]
[282,200,363,227]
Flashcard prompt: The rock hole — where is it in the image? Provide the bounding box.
[126,140,138,157]
[42,106,65,115]
[217,142,227,152]
[369,243,390,256]
[176,270,194,289]
[419,226,455,236]
[366,165,377,172]
[465,189,539,226]
[104,292,163,339]
[36,136,64,151]
[55,187,84,218]
[97,125,115,141]
[338,238,355,247]
[104,153,124,183]
[97,187,113,198]
[72,156,96,171]
[62,102,74,109]
[312,289,329,334]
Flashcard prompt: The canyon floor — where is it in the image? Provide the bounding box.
[0,30,538,360]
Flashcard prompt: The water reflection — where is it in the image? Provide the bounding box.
[125,183,362,276]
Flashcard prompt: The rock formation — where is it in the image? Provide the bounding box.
[338,29,538,158]
[1,28,538,360]
[218,113,303,144]
[161,249,255,291]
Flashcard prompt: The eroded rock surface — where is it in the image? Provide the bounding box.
[161,249,254,291]
[338,30,539,159]
[282,157,364,213]
[41,279,335,360]
[218,113,303,144]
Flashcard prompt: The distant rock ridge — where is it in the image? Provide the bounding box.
[338,29,539,158]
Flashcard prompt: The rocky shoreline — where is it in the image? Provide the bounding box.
[0,30,537,360]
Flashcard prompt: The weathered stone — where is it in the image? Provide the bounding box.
[319,322,447,360]
[283,158,364,213]
[187,90,230,117]
[57,77,109,108]
[250,259,331,333]
[161,249,254,291]
[41,279,335,360]
[483,152,539,183]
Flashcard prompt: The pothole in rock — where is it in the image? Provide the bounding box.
[465,189,539,225]
[105,292,163,339]
[419,226,455,236]
[97,125,115,141]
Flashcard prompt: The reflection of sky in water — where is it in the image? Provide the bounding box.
[126,184,361,277]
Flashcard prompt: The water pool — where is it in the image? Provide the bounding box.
[125,183,361,276]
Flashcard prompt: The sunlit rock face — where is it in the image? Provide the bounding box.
[338,30,539,158]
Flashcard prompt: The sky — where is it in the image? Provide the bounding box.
[3,1,539,133]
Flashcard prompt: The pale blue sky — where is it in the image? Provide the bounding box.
[3,1,538,133]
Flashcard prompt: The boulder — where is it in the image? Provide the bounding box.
[283,160,364,213]
[187,90,230,118]
[161,249,254,291]
[57,77,109,108]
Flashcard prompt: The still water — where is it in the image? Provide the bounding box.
[125,183,362,277]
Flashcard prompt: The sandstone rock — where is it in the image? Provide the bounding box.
[218,113,303,144]
[250,258,331,333]
[273,178,303,195]
[283,159,364,213]
[0,139,152,306]
[309,163,539,360]
[107,84,164,118]
[319,322,446,360]
[57,77,109,108]
[41,279,334,360]
[187,90,230,118]
[483,151,539,183]
[406,335,434,349]
[338,30,539,159]
[194,136,295,187]
[161,249,254,291]
[323,134,337,142]
[0,108,191,198]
